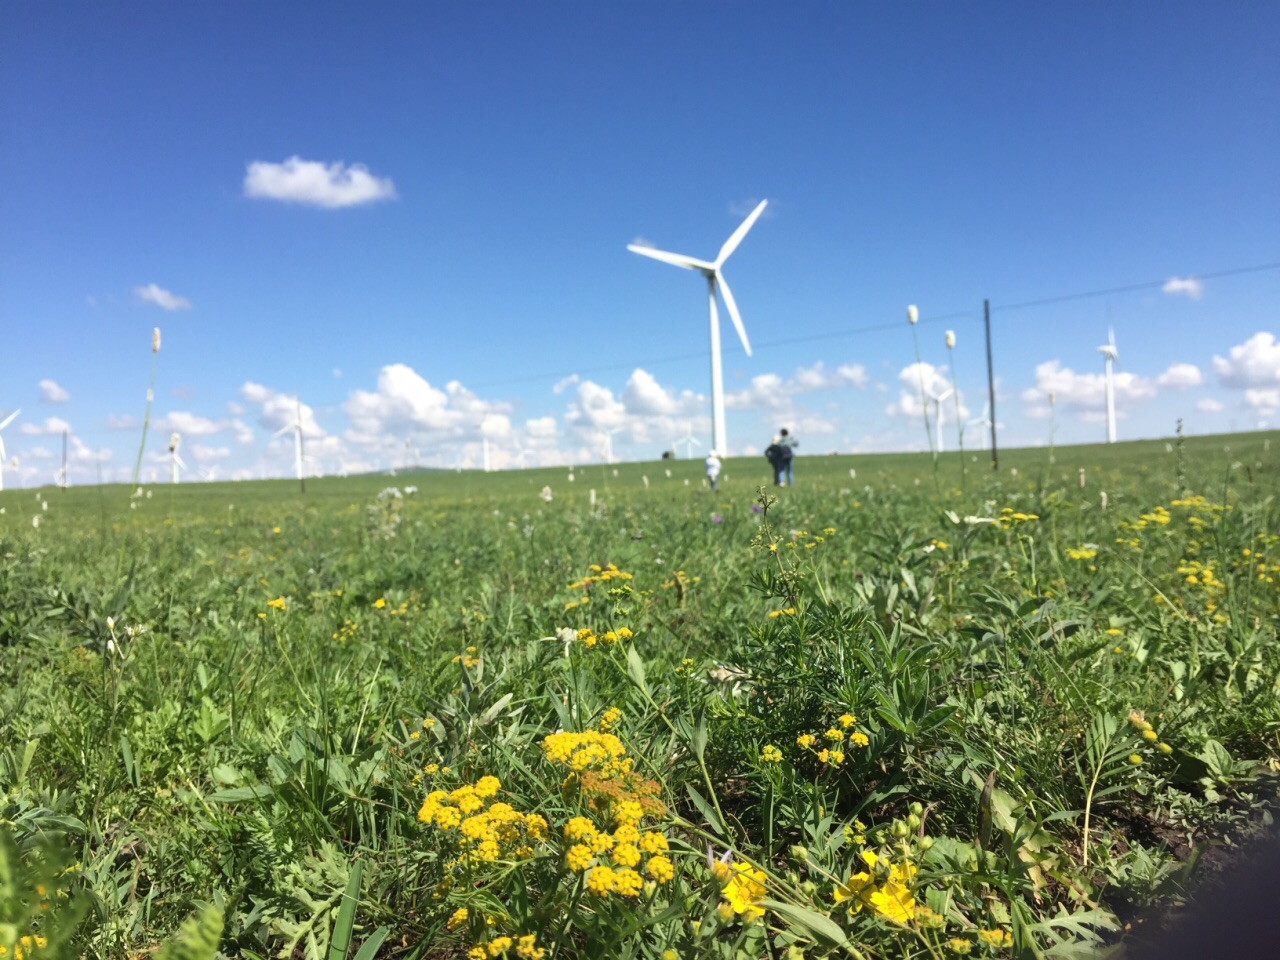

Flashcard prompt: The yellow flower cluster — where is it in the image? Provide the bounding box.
[266,596,287,610]
[1127,709,1173,756]
[1065,546,1098,561]
[0,935,48,959]
[661,570,701,589]
[567,563,634,591]
[330,618,358,642]
[418,776,547,865]
[544,717,673,897]
[976,928,1013,948]
[451,645,481,668]
[766,607,797,619]
[760,745,783,763]
[833,849,917,923]
[542,729,633,777]
[715,861,768,922]
[997,507,1039,528]
[466,934,546,959]
[1122,505,1171,532]
[795,713,869,766]
[572,625,635,648]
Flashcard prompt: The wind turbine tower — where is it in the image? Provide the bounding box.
[1098,328,1118,444]
[602,427,623,464]
[168,433,186,484]
[273,398,307,493]
[628,200,767,456]
[927,386,954,453]
[0,409,20,492]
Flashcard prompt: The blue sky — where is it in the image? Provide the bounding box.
[2,2,1278,484]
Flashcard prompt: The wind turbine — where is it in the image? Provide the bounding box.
[168,433,186,484]
[1098,328,1118,443]
[601,427,623,464]
[965,402,992,449]
[926,385,954,452]
[273,399,306,492]
[0,409,19,492]
[673,423,701,459]
[628,200,767,456]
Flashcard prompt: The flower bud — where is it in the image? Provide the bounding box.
[892,820,910,838]
[945,330,955,349]
[907,305,919,325]
[152,327,161,352]
[917,835,934,851]
[908,801,924,817]
[907,814,921,830]
[789,844,809,862]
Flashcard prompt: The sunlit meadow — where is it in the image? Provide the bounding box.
[1,432,1278,959]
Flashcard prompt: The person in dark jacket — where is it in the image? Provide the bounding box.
[776,428,797,486]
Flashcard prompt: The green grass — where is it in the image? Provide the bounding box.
[1,431,1277,960]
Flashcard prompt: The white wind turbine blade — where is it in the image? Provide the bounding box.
[626,245,715,272]
[1109,327,1118,358]
[0,436,6,459]
[715,274,752,356]
[174,453,187,470]
[273,423,293,438]
[715,200,768,267]
[0,409,19,432]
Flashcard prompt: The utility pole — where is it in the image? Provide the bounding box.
[984,299,998,471]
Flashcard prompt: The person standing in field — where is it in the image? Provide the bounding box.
[776,428,798,486]
[705,450,721,492]
[764,435,783,486]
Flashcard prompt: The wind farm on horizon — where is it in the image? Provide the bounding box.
[0,199,1269,490]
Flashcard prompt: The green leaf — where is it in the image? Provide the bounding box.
[625,645,649,696]
[327,860,363,960]
[208,783,273,802]
[758,900,848,947]
[155,904,224,960]
[351,927,390,960]
[686,784,724,836]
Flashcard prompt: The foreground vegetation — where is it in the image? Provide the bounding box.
[2,433,1278,959]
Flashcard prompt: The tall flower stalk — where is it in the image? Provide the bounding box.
[907,306,935,460]
[131,328,160,486]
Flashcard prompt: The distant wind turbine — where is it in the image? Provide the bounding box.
[0,409,19,492]
[273,399,307,492]
[1098,328,1118,443]
[168,433,186,484]
[965,402,992,449]
[628,200,767,456]
[926,385,954,452]
[674,423,701,459]
[601,427,623,464]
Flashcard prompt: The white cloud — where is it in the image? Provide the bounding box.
[887,363,969,422]
[155,411,223,436]
[238,383,325,435]
[135,283,192,311]
[190,444,231,463]
[38,379,70,403]
[552,374,580,395]
[1244,389,1280,416]
[1162,276,1203,300]
[726,361,866,410]
[341,364,510,455]
[19,416,71,436]
[621,368,702,417]
[230,419,255,445]
[1156,363,1203,388]
[243,156,397,208]
[106,414,138,430]
[68,436,111,465]
[1212,332,1280,389]
[1020,360,1156,418]
[1196,397,1224,413]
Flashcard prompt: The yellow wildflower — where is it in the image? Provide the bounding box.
[976,929,1012,948]
[646,855,675,883]
[586,865,616,895]
[760,744,783,763]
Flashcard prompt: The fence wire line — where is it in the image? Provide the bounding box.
[470,259,1280,390]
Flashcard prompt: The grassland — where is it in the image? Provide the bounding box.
[1,432,1278,960]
